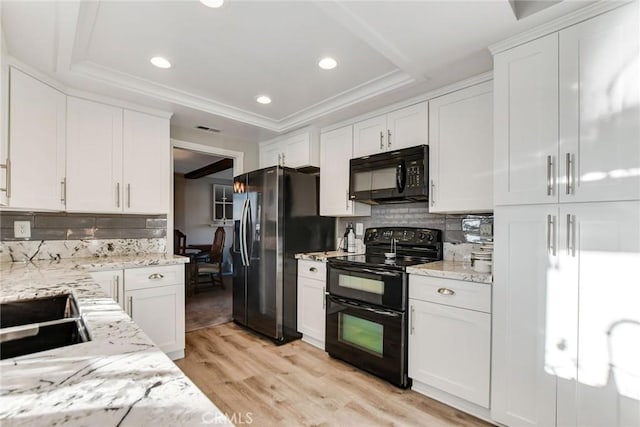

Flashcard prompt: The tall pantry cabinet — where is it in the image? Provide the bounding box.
[491,2,640,427]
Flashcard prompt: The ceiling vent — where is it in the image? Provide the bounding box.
[195,125,221,133]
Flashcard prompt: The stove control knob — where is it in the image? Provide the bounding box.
[420,232,433,242]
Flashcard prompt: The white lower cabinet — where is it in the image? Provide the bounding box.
[297,260,326,349]
[124,265,185,359]
[89,269,124,309]
[492,202,640,427]
[408,275,492,418]
[90,264,185,360]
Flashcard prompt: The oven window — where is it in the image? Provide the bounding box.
[339,313,384,357]
[338,274,384,295]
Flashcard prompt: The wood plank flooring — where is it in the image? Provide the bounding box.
[175,323,493,427]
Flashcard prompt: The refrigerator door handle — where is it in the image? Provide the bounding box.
[240,199,249,266]
[245,199,253,263]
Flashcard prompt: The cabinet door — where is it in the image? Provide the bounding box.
[125,284,185,354]
[386,102,427,151]
[494,34,559,206]
[8,68,66,210]
[282,133,311,168]
[260,142,281,168]
[353,114,387,157]
[559,2,640,203]
[89,270,124,309]
[556,202,640,427]
[66,97,123,212]
[297,275,325,349]
[319,126,371,217]
[408,299,491,407]
[429,82,493,213]
[492,205,559,426]
[122,110,170,214]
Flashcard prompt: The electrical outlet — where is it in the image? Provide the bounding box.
[479,223,493,237]
[355,223,364,237]
[14,221,31,239]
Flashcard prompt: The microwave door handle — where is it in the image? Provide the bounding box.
[396,160,406,193]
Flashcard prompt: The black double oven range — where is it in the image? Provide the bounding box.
[325,227,442,388]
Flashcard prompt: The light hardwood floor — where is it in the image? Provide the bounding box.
[175,323,493,427]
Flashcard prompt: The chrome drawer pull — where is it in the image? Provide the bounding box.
[148,273,164,280]
[309,267,318,273]
[437,288,455,296]
[410,305,415,335]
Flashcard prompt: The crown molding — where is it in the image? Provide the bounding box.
[489,0,633,54]
[320,70,493,134]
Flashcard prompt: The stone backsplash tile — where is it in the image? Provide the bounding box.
[0,211,167,242]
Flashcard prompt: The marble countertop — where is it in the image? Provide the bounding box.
[407,260,493,284]
[295,250,363,261]
[0,255,231,426]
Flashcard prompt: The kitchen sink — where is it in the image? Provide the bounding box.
[0,294,91,360]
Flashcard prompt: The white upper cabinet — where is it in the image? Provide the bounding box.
[319,125,371,217]
[259,128,319,169]
[8,68,66,210]
[66,100,169,214]
[494,34,559,206]
[66,97,123,212]
[123,110,170,214]
[353,102,427,158]
[558,2,640,203]
[428,81,493,213]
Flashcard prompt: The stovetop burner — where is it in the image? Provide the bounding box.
[331,226,443,271]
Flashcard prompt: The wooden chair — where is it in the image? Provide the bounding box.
[174,229,187,255]
[194,227,226,291]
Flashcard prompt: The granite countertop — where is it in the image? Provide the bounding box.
[295,250,363,261]
[407,260,493,284]
[0,255,231,426]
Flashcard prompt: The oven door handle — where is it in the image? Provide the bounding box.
[330,265,401,277]
[329,295,401,318]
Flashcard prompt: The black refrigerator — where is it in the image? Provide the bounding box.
[232,166,335,343]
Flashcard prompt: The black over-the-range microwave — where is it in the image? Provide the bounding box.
[349,145,429,204]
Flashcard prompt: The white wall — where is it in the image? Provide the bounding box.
[174,173,234,270]
[170,125,259,172]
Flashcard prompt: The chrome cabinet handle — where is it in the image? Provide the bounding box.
[282,152,285,165]
[566,214,575,257]
[148,273,164,280]
[546,155,553,196]
[322,287,326,309]
[127,183,131,208]
[111,280,116,301]
[437,288,455,296]
[309,267,318,273]
[430,180,435,207]
[565,153,574,195]
[379,131,384,150]
[115,275,120,303]
[60,178,66,204]
[547,214,556,256]
[0,159,11,197]
[128,296,133,317]
[557,339,567,351]
[387,129,392,148]
[346,190,349,210]
[410,305,415,335]
[116,183,120,208]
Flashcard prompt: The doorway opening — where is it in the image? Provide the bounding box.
[172,141,242,332]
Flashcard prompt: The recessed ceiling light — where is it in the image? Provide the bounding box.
[256,95,272,105]
[200,0,224,8]
[150,56,171,69]
[318,57,337,70]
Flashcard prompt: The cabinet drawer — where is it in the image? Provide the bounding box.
[298,260,326,281]
[409,275,490,313]
[124,264,184,290]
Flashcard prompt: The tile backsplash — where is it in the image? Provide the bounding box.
[336,202,493,245]
[0,211,168,262]
[0,211,167,241]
